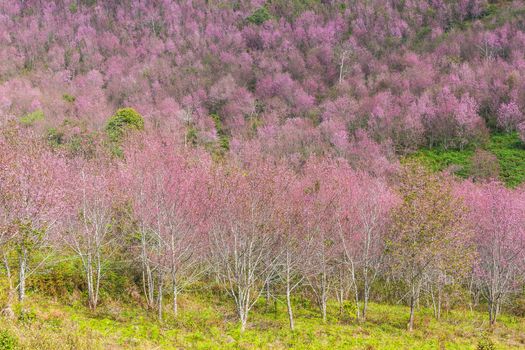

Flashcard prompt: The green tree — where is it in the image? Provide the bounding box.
[105,108,144,143]
[246,7,271,25]
[387,162,472,331]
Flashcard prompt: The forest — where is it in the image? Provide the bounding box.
[0,0,525,349]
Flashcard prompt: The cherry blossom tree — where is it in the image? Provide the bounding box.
[208,164,280,331]
[518,121,525,144]
[272,166,309,330]
[497,101,523,132]
[300,159,341,322]
[423,88,485,150]
[0,127,65,309]
[64,158,117,310]
[122,135,211,319]
[458,181,525,325]
[334,168,397,320]
[470,149,500,182]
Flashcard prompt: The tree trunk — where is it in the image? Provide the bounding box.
[94,252,101,309]
[284,253,295,330]
[321,298,327,323]
[430,284,437,319]
[335,267,345,318]
[339,51,348,84]
[85,253,100,311]
[363,296,369,320]
[87,260,94,310]
[141,231,155,309]
[353,285,360,321]
[336,288,344,317]
[157,277,163,321]
[2,253,15,319]
[173,279,178,317]
[316,269,329,323]
[286,283,294,330]
[363,267,370,320]
[489,299,499,326]
[18,246,27,303]
[237,288,250,332]
[408,293,415,331]
[265,280,270,312]
[437,287,442,320]
[349,262,360,321]
[320,277,328,323]
[147,266,155,309]
[239,311,247,332]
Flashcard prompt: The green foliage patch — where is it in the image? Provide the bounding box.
[19,110,44,126]
[410,132,525,187]
[210,114,230,159]
[246,7,271,25]
[485,133,525,187]
[105,108,144,143]
[62,94,76,103]
[0,330,17,350]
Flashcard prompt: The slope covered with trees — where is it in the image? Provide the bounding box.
[0,0,525,349]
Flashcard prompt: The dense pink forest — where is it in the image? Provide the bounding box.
[0,0,525,339]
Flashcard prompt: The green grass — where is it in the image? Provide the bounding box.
[485,133,525,187]
[410,133,525,187]
[1,291,524,349]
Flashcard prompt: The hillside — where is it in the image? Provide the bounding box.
[1,0,525,177]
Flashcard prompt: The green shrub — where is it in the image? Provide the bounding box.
[477,335,495,350]
[415,26,431,43]
[69,2,78,13]
[105,108,144,143]
[46,121,99,158]
[19,110,44,126]
[186,126,198,147]
[210,114,229,159]
[409,148,473,178]
[46,127,64,147]
[62,94,76,103]
[17,308,37,324]
[0,330,17,350]
[246,7,271,25]
[510,294,525,317]
[29,255,83,298]
[218,135,229,152]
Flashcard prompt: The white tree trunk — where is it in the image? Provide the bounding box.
[172,275,178,317]
[2,253,15,319]
[285,284,294,330]
[158,276,164,321]
[18,245,27,303]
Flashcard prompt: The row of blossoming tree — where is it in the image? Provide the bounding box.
[0,125,523,332]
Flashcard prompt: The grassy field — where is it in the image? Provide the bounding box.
[1,290,524,350]
[410,133,525,187]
